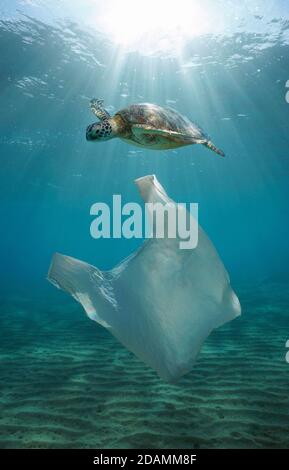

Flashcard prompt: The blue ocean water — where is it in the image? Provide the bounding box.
[0,1,289,448]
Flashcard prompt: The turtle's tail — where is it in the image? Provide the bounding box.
[203,140,225,157]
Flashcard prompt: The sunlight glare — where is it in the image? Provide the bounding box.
[93,0,212,54]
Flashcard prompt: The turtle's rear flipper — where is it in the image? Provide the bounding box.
[203,140,225,157]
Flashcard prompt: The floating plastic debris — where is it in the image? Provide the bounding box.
[47,175,241,382]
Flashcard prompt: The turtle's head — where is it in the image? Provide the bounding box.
[86,119,116,142]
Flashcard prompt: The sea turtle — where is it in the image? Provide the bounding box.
[86,99,225,157]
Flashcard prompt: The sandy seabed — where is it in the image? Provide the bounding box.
[0,282,289,449]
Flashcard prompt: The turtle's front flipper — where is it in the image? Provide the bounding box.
[90,98,111,121]
[132,124,190,143]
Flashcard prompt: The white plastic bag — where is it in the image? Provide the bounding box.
[48,175,241,381]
